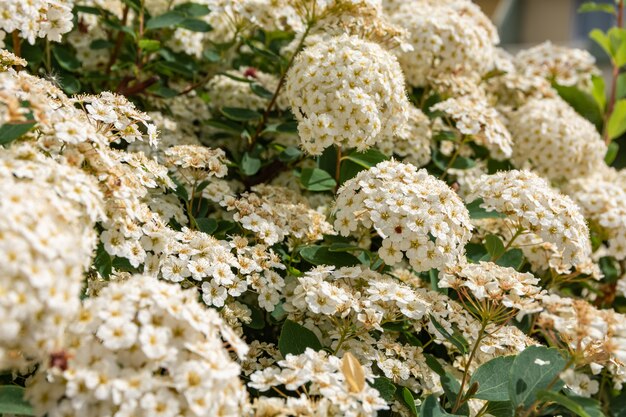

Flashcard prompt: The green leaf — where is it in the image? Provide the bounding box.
[278,319,322,357]
[173,2,211,16]
[59,73,81,94]
[178,18,212,32]
[279,146,301,162]
[250,83,274,99]
[299,245,360,267]
[423,353,446,376]
[0,386,33,415]
[610,27,626,67]
[466,199,505,220]
[0,121,36,145]
[591,75,606,111]
[220,107,262,122]
[52,45,80,71]
[537,391,605,417]
[146,11,186,30]
[371,377,396,402]
[195,218,218,234]
[509,346,567,409]
[496,249,524,269]
[553,83,603,130]
[470,355,515,401]
[90,39,114,49]
[611,389,626,417]
[607,99,626,140]
[578,2,616,14]
[429,314,469,354]
[486,401,514,417]
[343,148,388,169]
[240,153,261,176]
[419,395,462,417]
[402,387,419,416]
[433,149,476,171]
[606,141,619,165]
[276,121,298,133]
[590,29,612,59]
[94,244,112,278]
[485,234,506,260]
[299,168,336,192]
[138,39,161,52]
[600,256,620,282]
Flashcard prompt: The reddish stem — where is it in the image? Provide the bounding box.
[604,0,624,145]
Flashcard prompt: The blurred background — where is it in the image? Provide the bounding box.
[476,0,614,57]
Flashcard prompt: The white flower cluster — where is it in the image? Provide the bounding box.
[539,293,626,389]
[0,0,74,44]
[289,265,431,329]
[285,34,410,155]
[379,106,432,167]
[508,97,607,181]
[223,184,335,246]
[515,41,598,89]
[431,94,513,160]
[469,170,592,270]
[387,0,498,87]
[439,261,544,314]
[250,348,388,417]
[164,145,229,193]
[26,275,249,417]
[334,160,472,271]
[0,150,103,369]
[149,225,286,312]
[564,168,626,260]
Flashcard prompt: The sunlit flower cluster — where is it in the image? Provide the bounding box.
[286,34,410,154]
[507,97,607,181]
[0,150,103,369]
[386,0,498,87]
[26,275,249,417]
[335,160,472,271]
[469,170,592,270]
[0,0,74,44]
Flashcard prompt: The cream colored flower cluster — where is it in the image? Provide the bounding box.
[26,275,249,417]
[539,293,626,389]
[439,261,544,314]
[223,184,335,246]
[386,0,498,87]
[285,34,410,155]
[289,265,431,328]
[378,106,432,167]
[514,41,598,89]
[564,168,626,260]
[0,150,103,369]
[431,94,513,160]
[0,0,74,44]
[508,97,607,181]
[249,348,388,417]
[469,170,592,270]
[334,160,472,271]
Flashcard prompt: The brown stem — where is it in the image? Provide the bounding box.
[105,5,130,75]
[604,0,624,145]
[248,24,312,150]
[11,31,21,59]
[116,75,159,96]
[452,321,488,414]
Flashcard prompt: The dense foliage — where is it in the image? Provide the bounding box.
[1,0,626,416]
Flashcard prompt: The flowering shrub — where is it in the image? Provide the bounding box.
[1,1,626,417]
